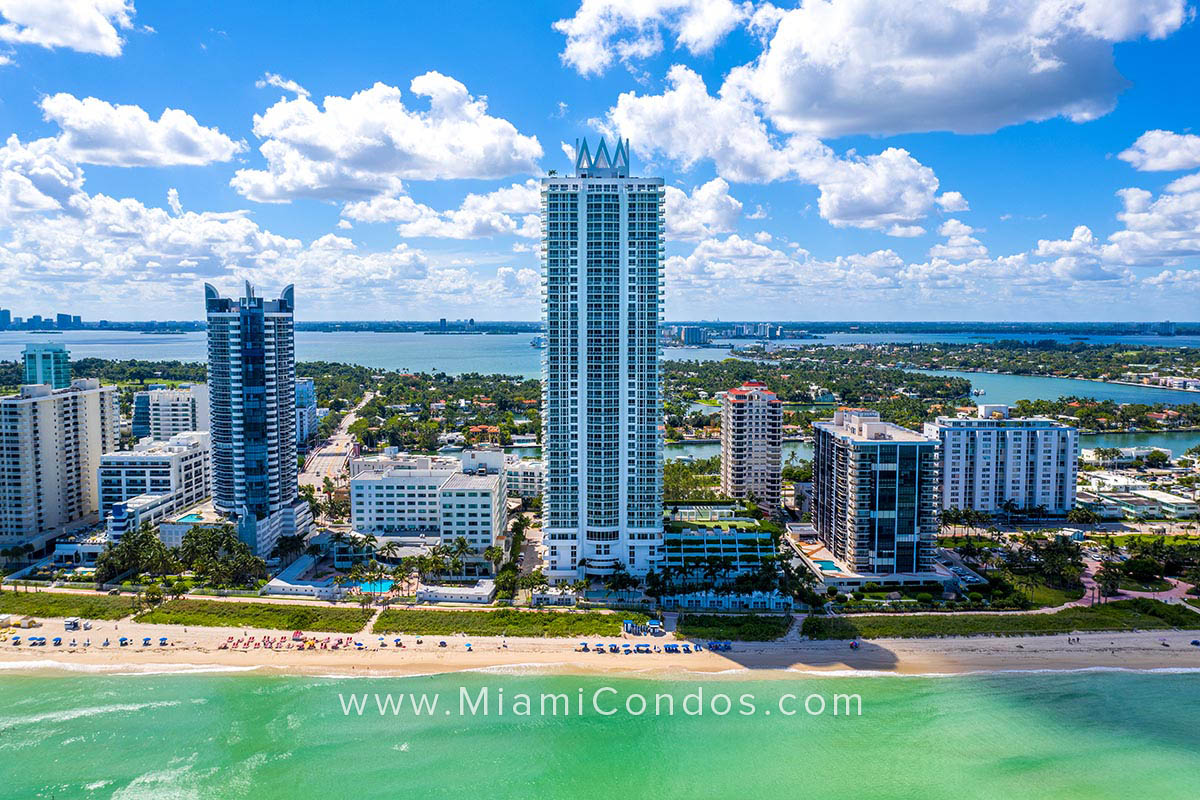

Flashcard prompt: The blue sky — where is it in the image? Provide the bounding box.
[1,1,1199,321]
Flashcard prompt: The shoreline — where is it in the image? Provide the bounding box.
[3,614,1199,679]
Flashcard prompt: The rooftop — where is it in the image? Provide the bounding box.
[815,409,935,444]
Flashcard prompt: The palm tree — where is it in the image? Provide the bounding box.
[377,541,401,563]
[451,536,472,576]
[483,546,504,573]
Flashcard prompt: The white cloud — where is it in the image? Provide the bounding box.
[734,0,1188,137]
[341,179,540,240]
[398,180,541,240]
[936,191,969,212]
[40,93,244,167]
[0,0,136,57]
[231,74,543,202]
[929,218,987,260]
[0,137,543,318]
[1118,130,1200,171]
[0,134,84,223]
[606,65,950,234]
[665,177,742,240]
[255,72,309,98]
[554,0,749,76]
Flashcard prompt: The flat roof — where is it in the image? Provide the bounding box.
[813,418,935,444]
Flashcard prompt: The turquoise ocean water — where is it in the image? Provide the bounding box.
[0,670,1197,798]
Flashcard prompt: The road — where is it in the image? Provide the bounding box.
[299,392,373,490]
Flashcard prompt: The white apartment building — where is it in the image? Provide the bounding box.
[541,137,664,580]
[349,449,460,477]
[720,381,783,513]
[350,468,505,570]
[923,406,1078,515]
[506,458,544,498]
[132,384,209,440]
[98,432,211,541]
[0,379,119,549]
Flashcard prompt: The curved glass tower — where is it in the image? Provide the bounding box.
[204,282,309,555]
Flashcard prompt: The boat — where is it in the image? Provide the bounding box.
[972,389,986,396]
[530,335,547,348]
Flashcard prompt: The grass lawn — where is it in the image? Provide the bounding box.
[675,613,792,641]
[0,590,134,620]
[1025,580,1086,607]
[801,599,1198,640]
[135,599,373,633]
[1118,577,1173,593]
[1089,534,1200,547]
[372,608,644,637]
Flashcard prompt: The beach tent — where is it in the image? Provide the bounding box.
[292,631,305,641]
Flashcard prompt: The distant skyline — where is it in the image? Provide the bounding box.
[2,2,1200,322]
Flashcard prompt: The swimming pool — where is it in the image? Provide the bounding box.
[814,560,840,572]
[177,513,205,523]
[355,580,394,593]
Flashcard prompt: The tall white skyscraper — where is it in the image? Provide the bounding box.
[540,137,664,581]
[204,282,310,556]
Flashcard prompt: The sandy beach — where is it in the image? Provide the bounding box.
[3,613,1200,678]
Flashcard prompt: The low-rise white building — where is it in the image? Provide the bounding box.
[1083,471,1152,492]
[1130,490,1199,518]
[350,467,506,572]
[99,432,211,540]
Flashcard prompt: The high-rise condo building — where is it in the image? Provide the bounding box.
[295,377,318,446]
[22,343,71,389]
[540,137,664,580]
[131,384,210,440]
[204,282,310,556]
[99,432,211,541]
[812,409,940,576]
[0,379,119,549]
[720,381,783,514]
[923,405,1078,515]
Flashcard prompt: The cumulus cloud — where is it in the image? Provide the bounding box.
[255,72,309,98]
[607,66,949,234]
[0,134,84,223]
[342,179,540,240]
[0,136,541,318]
[731,0,1188,137]
[231,74,543,202]
[936,191,969,212]
[39,93,244,167]
[929,219,987,260]
[554,0,750,76]
[665,177,742,240]
[1118,130,1200,171]
[0,0,137,57]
